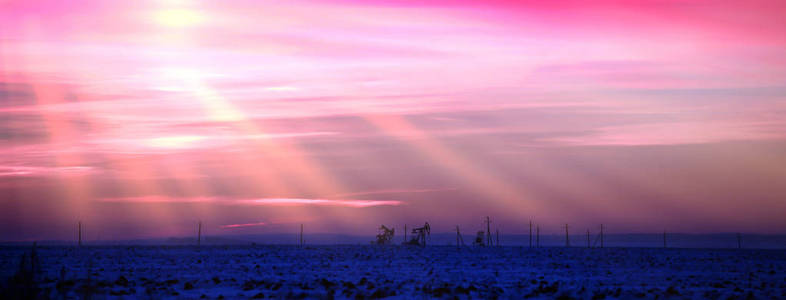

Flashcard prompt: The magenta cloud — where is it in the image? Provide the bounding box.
[1,0,786,240]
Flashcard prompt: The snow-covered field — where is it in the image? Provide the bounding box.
[2,245,785,299]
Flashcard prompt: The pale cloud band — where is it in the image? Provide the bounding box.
[101,196,403,208]
[2,0,786,239]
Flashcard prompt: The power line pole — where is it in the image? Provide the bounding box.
[404,224,407,244]
[300,224,304,247]
[564,224,570,247]
[496,229,499,247]
[600,224,604,248]
[78,221,82,247]
[529,220,533,248]
[536,225,540,248]
[456,226,464,249]
[485,216,492,247]
[197,221,202,247]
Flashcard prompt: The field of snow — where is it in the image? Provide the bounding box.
[2,245,785,299]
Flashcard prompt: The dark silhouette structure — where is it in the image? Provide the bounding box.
[405,222,430,246]
[536,225,540,247]
[4,242,40,298]
[600,224,604,248]
[455,226,465,248]
[663,230,667,248]
[485,216,492,246]
[589,224,605,248]
[473,231,485,246]
[373,225,395,245]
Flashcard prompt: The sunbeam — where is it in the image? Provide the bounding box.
[2,0,786,241]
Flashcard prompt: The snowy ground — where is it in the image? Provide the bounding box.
[1,245,785,299]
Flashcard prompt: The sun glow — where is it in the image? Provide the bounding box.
[2,0,786,241]
[148,135,206,149]
[153,9,204,27]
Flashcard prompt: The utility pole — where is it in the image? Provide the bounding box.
[485,216,492,246]
[600,224,604,248]
[197,221,202,247]
[404,224,407,243]
[456,226,464,249]
[587,229,591,248]
[300,224,304,247]
[496,229,499,247]
[78,221,82,247]
[564,224,570,247]
[663,230,667,248]
[536,225,540,248]
[529,220,533,248]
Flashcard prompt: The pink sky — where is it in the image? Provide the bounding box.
[2,0,786,240]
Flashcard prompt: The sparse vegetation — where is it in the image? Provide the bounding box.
[1,245,784,298]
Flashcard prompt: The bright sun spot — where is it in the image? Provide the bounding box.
[154,9,204,27]
[148,135,205,149]
[158,67,205,84]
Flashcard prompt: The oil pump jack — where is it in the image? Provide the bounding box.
[473,216,492,246]
[373,225,395,245]
[405,222,430,246]
[473,231,486,246]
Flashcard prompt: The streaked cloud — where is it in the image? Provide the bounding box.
[238,198,403,207]
[220,221,267,229]
[101,196,403,208]
[1,0,786,240]
[0,165,94,177]
[333,187,457,198]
